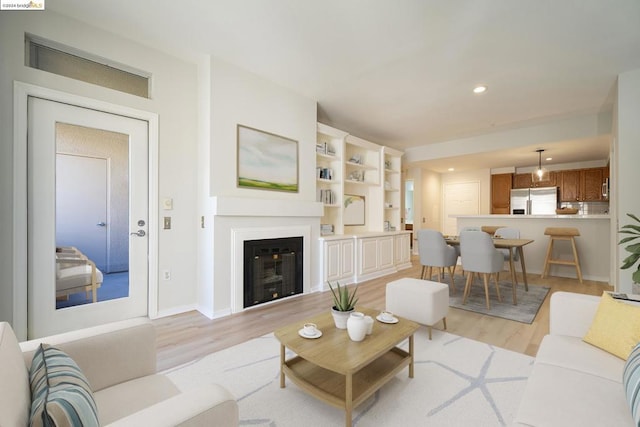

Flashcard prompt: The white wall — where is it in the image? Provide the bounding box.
[209,57,317,200]
[615,68,640,293]
[201,57,319,318]
[421,169,442,232]
[0,10,200,324]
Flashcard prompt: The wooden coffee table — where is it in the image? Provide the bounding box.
[274,307,419,427]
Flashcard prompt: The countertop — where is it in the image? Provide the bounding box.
[319,230,412,240]
[454,214,610,220]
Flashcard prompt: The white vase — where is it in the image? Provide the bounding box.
[331,307,352,329]
[347,312,367,342]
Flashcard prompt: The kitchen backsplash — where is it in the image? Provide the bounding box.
[559,201,609,215]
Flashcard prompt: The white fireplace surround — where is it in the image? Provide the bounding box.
[230,225,312,313]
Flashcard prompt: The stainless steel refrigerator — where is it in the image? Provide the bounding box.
[510,187,558,215]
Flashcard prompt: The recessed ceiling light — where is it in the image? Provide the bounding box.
[546,157,552,161]
[448,168,455,172]
[473,85,487,94]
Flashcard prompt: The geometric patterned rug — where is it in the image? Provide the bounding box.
[164,329,534,426]
[448,275,550,324]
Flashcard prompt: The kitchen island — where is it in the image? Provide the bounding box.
[456,215,611,282]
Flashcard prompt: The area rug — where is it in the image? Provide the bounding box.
[447,275,550,324]
[163,328,534,426]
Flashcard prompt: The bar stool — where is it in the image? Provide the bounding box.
[541,227,583,283]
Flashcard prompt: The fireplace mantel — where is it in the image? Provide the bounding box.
[212,196,323,218]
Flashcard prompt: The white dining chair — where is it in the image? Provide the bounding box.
[459,230,504,309]
[455,226,481,275]
[494,227,526,291]
[417,229,458,294]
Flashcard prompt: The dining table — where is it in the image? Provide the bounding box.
[444,236,534,305]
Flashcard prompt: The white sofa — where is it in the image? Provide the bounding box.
[0,318,238,426]
[514,291,635,426]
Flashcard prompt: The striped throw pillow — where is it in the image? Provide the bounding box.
[624,342,640,426]
[29,344,99,427]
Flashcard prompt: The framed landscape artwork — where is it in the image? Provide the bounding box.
[344,194,365,225]
[237,125,298,192]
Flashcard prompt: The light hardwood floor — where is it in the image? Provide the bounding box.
[153,257,611,371]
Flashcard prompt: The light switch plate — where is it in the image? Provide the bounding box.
[163,216,171,229]
[162,197,173,210]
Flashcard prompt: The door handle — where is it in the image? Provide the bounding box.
[130,230,146,237]
[96,222,106,227]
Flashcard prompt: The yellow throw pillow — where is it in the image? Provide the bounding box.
[583,292,640,360]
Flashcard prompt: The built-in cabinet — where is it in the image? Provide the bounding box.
[513,171,557,188]
[317,123,403,234]
[383,148,402,232]
[490,173,513,214]
[559,167,609,202]
[319,232,411,287]
[317,124,410,289]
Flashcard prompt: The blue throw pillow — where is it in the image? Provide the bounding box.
[29,344,99,427]
[623,342,640,427]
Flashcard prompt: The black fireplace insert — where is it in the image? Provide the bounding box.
[243,236,303,308]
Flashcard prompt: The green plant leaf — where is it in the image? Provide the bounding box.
[619,235,640,244]
[626,243,640,253]
[627,213,640,223]
[620,224,640,233]
[621,252,640,269]
[618,214,640,283]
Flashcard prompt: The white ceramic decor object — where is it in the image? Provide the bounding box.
[331,308,352,329]
[347,312,367,341]
[364,315,374,335]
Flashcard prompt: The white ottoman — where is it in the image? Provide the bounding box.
[386,278,449,340]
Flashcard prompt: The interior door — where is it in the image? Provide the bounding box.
[442,182,480,236]
[28,97,149,338]
[56,154,108,271]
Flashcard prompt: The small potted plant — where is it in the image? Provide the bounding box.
[328,281,358,329]
[619,213,640,293]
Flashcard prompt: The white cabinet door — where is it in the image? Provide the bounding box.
[394,233,411,266]
[359,238,379,275]
[378,235,395,270]
[325,240,342,282]
[340,239,355,279]
[322,238,356,285]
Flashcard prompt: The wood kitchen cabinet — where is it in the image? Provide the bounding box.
[491,173,513,214]
[559,167,608,202]
[513,173,532,189]
[582,168,605,201]
[513,172,556,188]
[559,169,580,202]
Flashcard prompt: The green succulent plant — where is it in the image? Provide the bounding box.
[619,213,640,283]
[328,281,358,312]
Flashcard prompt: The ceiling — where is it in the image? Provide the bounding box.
[47,0,640,171]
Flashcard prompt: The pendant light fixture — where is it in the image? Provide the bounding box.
[532,149,549,182]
